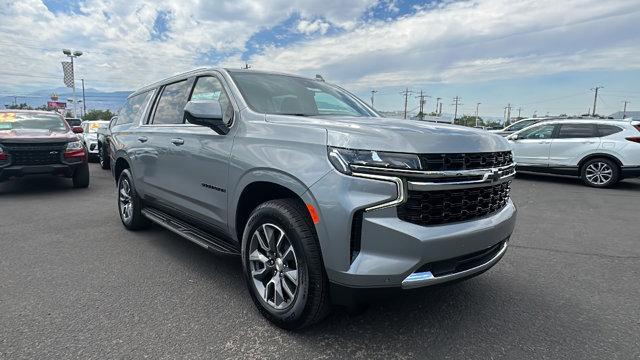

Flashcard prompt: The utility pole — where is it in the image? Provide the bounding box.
[517,107,522,119]
[451,96,462,123]
[438,103,442,116]
[400,88,413,119]
[370,90,378,108]
[415,91,430,120]
[243,62,251,69]
[13,96,17,106]
[81,79,86,117]
[622,100,630,118]
[435,97,441,115]
[475,102,481,127]
[591,86,603,117]
[504,103,512,125]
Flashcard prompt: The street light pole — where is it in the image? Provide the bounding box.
[62,49,83,118]
[475,102,481,127]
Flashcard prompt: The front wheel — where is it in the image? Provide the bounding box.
[72,164,90,188]
[581,158,620,188]
[241,199,330,330]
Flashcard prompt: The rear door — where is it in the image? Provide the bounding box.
[510,123,556,167]
[549,123,600,167]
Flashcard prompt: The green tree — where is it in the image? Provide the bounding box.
[83,109,114,121]
[4,102,33,110]
[455,115,483,127]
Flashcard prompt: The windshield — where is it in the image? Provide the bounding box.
[87,121,108,134]
[507,119,537,131]
[229,72,376,117]
[0,112,68,132]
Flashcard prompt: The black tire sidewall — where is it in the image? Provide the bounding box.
[72,164,90,188]
[241,201,314,329]
[99,146,110,169]
[581,158,619,188]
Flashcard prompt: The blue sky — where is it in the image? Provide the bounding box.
[1,0,639,118]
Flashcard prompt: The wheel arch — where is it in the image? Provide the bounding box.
[578,153,623,172]
[113,155,131,183]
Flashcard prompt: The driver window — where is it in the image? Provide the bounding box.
[520,124,555,140]
[189,76,233,125]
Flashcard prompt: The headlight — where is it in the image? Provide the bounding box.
[328,147,421,174]
[66,140,83,151]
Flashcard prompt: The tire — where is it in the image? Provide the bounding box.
[581,157,620,188]
[72,163,90,188]
[117,169,150,230]
[99,144,110,170]
[241,199,330,330]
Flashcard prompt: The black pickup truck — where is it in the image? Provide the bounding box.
[96,116,116,169]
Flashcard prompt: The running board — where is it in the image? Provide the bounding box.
[142,207,240,256]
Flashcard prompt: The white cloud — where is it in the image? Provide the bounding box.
[0,0,638,97]
[297,19,331,35]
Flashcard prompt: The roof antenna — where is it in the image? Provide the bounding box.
[315,74,325,82]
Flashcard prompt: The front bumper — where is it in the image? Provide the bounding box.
[308,169,517,290]
[0,163,85,180]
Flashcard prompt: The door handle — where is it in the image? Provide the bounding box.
[170,138,184,146]
[137,136,148,143]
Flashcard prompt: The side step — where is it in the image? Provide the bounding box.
[142,207,240,256]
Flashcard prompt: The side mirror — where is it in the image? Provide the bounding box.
[508,134,518,141]
[184,100,230,135]
[72,126,83,134]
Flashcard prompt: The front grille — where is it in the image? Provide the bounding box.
[398,182,511,226]
[2,142,66,166]
[419,151,513,171]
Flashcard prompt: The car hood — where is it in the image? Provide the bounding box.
[267,115,511,153]
[0,129,76,143]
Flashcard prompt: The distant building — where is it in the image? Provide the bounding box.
[609,111,639,120]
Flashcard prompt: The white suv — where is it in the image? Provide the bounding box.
[508,119,640,187]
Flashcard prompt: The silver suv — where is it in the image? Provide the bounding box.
[109,68,517,329]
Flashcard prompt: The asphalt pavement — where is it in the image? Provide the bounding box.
[1,164,639,359]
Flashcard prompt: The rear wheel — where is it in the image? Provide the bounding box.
[117,169,150,230]
[241,199,330,329]
[72,164,90,188]
[99,144,110,170]
[581,158,620,188]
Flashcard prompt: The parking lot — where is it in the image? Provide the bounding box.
[1,164,638,359]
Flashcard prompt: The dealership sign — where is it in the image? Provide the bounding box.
[47,101,66,109]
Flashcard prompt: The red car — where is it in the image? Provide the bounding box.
[0,110,89,188]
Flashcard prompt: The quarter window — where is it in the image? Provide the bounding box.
[189,76,234,125]
[152,80,190,125]
[117,91,153,126]
[597,124,623,137]
[556,124,597,138]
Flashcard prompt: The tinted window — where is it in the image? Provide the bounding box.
[152,80,190,124]
[556,124,596,138]
[520,124,555,139]
[117,91,152,126]
[597,124,623,137]
[189,76,233,125]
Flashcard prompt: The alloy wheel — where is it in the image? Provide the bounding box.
[585,162,612,185]
[249,223,299,310]
[119,178,133,223]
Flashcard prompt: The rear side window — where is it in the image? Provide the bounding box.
[152,80,190,124]
[597,124,623,137]
[117,91,153,126]
[556,124,597,138]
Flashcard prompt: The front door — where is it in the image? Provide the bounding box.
[509,123,557,167]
